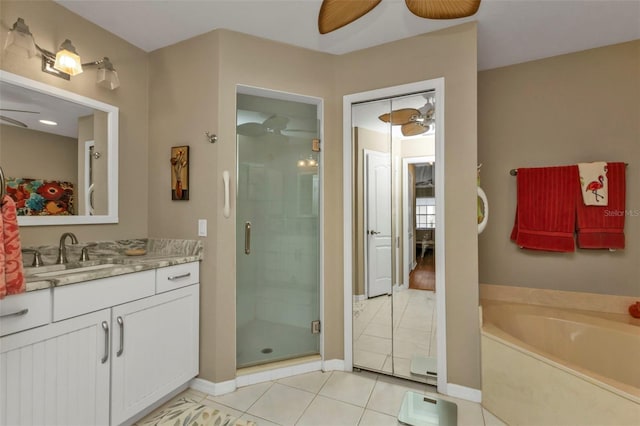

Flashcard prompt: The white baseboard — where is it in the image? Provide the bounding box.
[353,294,366,302]
[236,360,322,387]
[190,377,236,396]
[190,359,343,396]
[446,383,482,403]
[322,359,345,371]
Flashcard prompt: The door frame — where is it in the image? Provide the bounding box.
[402,155,435,288]
[342,78,447,394]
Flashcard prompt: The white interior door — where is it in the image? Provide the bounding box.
[366,151,392,298]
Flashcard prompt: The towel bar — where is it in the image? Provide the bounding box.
[510,163,628,176]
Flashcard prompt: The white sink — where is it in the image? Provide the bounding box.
[34,263,118,277]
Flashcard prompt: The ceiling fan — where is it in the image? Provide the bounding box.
[318,0,481,34]
[0,108,40,128]
[378,101,435,136]
[237,115,316,138]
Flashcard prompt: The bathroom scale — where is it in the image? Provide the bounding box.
[397,391,457,426]
[410,355,438,386]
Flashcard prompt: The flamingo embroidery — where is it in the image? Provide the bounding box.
[585,175,605,202]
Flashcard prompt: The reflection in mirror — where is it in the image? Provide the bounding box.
[0,71,118,225]
[352,91,437,385]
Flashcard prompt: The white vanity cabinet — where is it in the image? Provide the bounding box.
[0,261,200,426]
[0,308,111,425]
[110,284,199,425]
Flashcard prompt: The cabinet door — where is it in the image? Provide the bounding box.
[110,284,199,426]
[0,309,111,426]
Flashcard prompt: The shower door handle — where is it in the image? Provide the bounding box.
[245,222,251,255]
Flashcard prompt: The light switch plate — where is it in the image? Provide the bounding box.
[198,219,207,237]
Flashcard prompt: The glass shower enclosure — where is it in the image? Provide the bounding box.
[236,88,321,368]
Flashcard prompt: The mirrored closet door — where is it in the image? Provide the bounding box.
[351,91,438,385]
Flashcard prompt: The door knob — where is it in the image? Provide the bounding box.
[369,230,381,235]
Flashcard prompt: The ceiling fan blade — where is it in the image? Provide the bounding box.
[262,115,289,131]
[405,0,481,19]
[0,108,40,114]
[0,115,28,128]
[379,108,420,125]
[318,0,382,34]
[237,122,267,137]
[401,121,428,136]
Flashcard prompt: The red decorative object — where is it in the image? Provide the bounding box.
[629,302,640,319]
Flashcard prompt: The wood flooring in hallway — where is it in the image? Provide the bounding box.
[409,254,435,291]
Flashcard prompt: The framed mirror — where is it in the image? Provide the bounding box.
[0,70,118,226]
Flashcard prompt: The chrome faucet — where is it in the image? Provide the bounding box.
[21,248,44,267]
[56,232,78,264]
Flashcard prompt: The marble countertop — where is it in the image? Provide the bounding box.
[22,238,203,292]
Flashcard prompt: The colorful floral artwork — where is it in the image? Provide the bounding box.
[5,178,75,216]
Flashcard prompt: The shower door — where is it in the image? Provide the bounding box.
[236,89,321,368]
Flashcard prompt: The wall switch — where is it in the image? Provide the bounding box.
[198,219,207,237]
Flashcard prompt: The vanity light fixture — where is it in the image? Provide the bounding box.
[4,17,119,89]
[94,57,120,90]
[52,39,83,76]
[38,119,58,126]
[3,18,36,58]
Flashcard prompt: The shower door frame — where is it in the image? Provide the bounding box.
[342,78,447,394]
[235,84,325,369]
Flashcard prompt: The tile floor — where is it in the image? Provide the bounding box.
[353,288,437,381]
[138,370,507,425]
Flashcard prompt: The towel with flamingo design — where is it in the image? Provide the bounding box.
[578,162,608,206]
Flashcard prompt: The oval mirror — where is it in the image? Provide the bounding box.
[0,70,118,226]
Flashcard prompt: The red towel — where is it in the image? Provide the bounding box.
[511,166,579,252]
[576,162,626,249]
[1,195,25,299]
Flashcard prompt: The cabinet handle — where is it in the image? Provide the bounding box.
[101,321,109,364]
[245,221,251,255]
[0,308,28,319]
[168,272,191,281]
[116,316,124,357]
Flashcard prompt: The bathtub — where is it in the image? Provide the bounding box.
[481,300,640,426]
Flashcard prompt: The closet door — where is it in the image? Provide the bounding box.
[351,91,438,385]
[390,92,438,385]
[351,98,393,374]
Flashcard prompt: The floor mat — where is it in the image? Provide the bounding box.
[137,397,257,426]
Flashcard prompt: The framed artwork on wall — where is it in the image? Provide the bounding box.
[171,146,189,200]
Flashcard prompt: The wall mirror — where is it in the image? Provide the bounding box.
[0,70,118,226]
[350,88,441,387]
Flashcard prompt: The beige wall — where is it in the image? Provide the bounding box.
[478,40,640,297]
[1,124,77,187]
[2,0,481,390]
[0,0,149,245]
[148,30,337,382]
[336,23,480,389]
[148,30,221,382]
[149,24,481,390]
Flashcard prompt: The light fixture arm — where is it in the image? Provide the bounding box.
[33,42,55,61]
